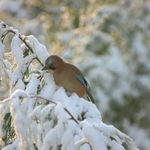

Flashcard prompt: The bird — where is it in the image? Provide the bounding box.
[42,55,95,104]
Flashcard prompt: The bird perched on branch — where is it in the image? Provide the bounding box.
[42,55,95,104]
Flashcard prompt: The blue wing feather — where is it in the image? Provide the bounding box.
[76,75,95,104]
[76,75,86,86]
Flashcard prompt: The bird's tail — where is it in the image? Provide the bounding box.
[84,86,95,104]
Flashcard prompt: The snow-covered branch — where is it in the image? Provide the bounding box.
[0,20,48,66]
[0,21,139,150]
[31,94,79,125]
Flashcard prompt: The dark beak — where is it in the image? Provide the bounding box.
[42,66,48,70]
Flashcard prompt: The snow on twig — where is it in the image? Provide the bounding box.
[0,20,44,66]
[30,94,79,125]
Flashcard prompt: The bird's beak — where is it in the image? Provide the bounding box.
[42,66,47,71]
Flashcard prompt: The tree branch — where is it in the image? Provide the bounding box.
[0,20,43,66]
[30,94,79,125]
[8,30,43,66]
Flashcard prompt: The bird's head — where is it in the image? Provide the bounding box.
[42,55,63,71]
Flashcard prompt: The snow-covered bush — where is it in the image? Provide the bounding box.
[0,21,139,150]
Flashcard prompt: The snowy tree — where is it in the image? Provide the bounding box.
[0,21,139,150]
[1,0,150,149]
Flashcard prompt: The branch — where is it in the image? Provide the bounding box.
[0,20,43,66]
[0,97,11,104]
[8,30,43,66]
[30,94,79,125]
[0,94,79,124]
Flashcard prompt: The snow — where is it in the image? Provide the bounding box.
[80,121,107,150]
[61,129,74,150]
[27,35,49,64]
[55,102,68,123]
[3,60,11,69]
[39,72,56,99]
[30,105,42,121]
[0,25,139,150]
[15,79,25,90]
[0,21,10,76]
[0,1,149,149]
[41,128,60,150]
[11,36,23,66]
[3,138,20,150]
[111,140,125,150]
[1,85,139,150]
[0,40,4,61]
[25,75,39,94]
[81,144,91,150]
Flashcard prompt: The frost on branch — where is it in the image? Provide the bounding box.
[0,21,139,150]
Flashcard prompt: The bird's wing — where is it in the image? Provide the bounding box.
[76,75,87,86]
[76,75,95,104]
[68,63,95,104]
[69,64,90,89]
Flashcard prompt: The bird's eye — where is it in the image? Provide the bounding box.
[50,62,54,66]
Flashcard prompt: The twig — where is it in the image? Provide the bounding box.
[0,97,11,104]
[30,94,79,124]
[0,21,43,66]
[8,30,43,66]
[63,107,79,124]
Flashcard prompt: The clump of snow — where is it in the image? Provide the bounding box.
[11,36,23,66]
[80,121,107,150]
[39,73,56,99]
[2,138,20,150]
[27,35,49,64]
